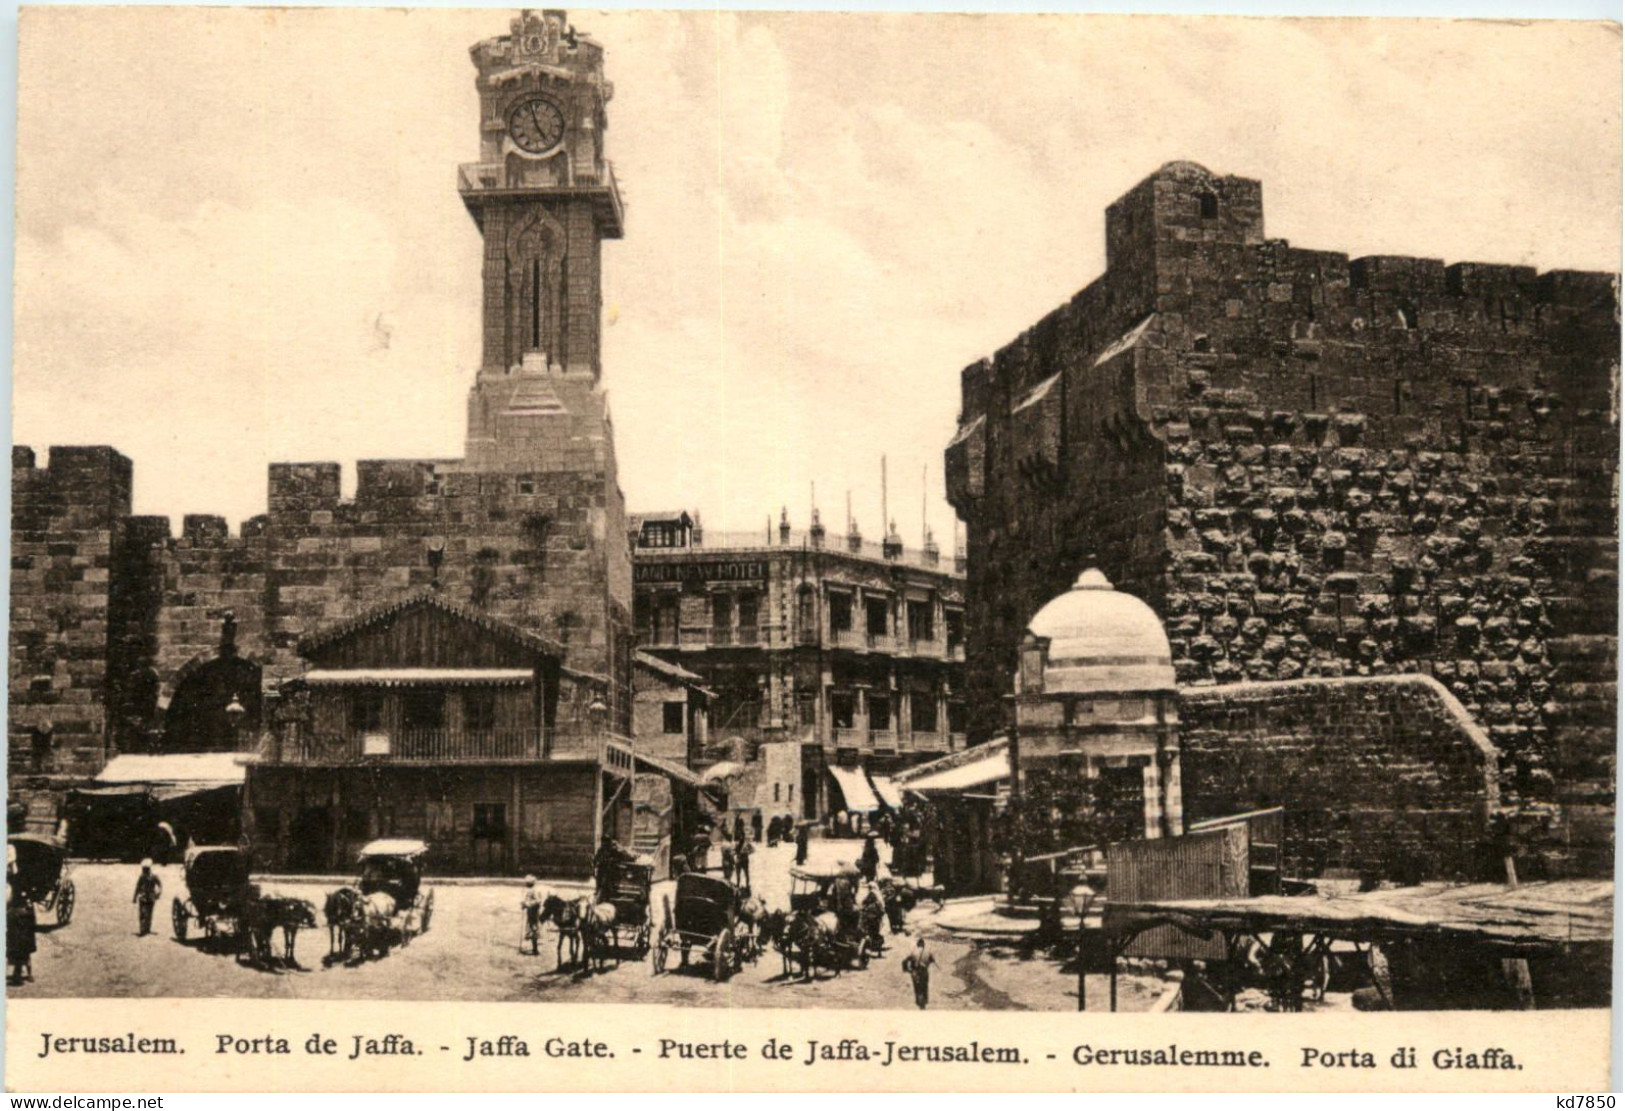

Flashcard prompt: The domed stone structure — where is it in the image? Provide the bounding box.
[1013,569,1182,849]
[1024,568,1176,695]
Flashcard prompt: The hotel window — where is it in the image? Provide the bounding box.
[870,695,892,732]
[945,610,964,650]
[830,691,857,730]
[865,596,890,638]
[828,591,853,633]
[711,593,732,629]
[662,701,685,734]
[907,599,934,642]
[912,695,938,734]
[737,592,759,633]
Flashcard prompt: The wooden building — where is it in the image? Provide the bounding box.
[244,592,644,877]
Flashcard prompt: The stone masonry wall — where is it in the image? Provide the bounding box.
[1179,675,1499,881]
[8,447,131,783]
[947,162,1618,872]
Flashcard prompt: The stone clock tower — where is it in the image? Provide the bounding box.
[460,9,625,470]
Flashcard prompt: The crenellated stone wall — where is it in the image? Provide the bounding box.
[947,162,1619,874]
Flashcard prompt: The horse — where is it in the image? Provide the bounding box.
[782,910,837,981]
[734,893,769,965]
[574,898,617,973]
[538,892,582,970]
[324,887,364,959]
[876,879,908,934]
[239,893,319,968]
[757,909,792,977]
[858,890,888,956]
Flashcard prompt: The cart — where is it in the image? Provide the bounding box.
[787,862,875,974]
[598,859,655,958]
[651,871,750,981]
[354,839,436,951]
[8,833,74,927]
[172,845,251,942]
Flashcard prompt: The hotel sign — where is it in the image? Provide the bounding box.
[635,560,768,584]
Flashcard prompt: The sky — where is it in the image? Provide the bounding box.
[12,8,1620,542]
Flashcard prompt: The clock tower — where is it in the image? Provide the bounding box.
[460,9,624,469]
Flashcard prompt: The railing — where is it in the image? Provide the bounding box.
[949,732,967,750]
[829,628,864,649]
[275,728,545,764]
[869,729,896,751]
[946,642,966,662]
[667,528,960,576]
[833,726,866,747]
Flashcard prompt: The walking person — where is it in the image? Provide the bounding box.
[902,936,936,1010]
[133,859,162,937]
[7,886,36,984]
[794,821,810,866]
[721,842,735,885]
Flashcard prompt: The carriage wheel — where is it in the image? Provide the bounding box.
[56,881,75,926]
[171,898,189,941]
[420,890,435,934]
[636,924,650,958]
[713,928,735,983]
[651,936,668,975]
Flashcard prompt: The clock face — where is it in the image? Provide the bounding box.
[507,96,567,155]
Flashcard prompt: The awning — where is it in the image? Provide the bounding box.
[634,751,706,790]
[869,774,904,810]
[700,760,744,783]
[828,766,880,812]
[903,750,1009,794]
[300,668,533,687]
[96,753,247,786]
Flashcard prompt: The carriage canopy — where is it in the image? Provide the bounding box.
[357,841,427,906]
[183,846,250,891]
[8,833,67,900]
[672,872,738,937]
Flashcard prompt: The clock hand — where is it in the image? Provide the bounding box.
[528,104,545,136]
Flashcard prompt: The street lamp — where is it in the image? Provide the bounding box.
[225,693,246,750]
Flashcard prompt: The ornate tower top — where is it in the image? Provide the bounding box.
[459,9,622,240]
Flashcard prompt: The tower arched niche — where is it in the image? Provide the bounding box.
[505,207,569,367]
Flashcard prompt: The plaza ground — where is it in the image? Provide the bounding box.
[10,840,1169,1011]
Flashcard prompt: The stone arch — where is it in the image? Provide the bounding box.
[158,652,263,753]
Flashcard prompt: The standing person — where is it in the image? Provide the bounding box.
[858,832,881,883]
[720,842,735,884]
[521,876,544,955]
[132,859,162,937]
[902,936,936,1009]
[7,886,36,984]
[732,814,746,847]
[734,830,752,891]
[794,821,810,866]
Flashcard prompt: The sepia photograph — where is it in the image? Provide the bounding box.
[3,2,1620,1090]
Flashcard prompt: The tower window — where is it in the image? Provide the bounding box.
[1397,303,1418,330]
[1199,191,1219,219]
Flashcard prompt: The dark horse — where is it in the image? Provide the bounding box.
[324,887,364,961]
[241,895,319,968]
[538,892,582,970]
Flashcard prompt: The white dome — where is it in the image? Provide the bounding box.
[1026,569,1175,694]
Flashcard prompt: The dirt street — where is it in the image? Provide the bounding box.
[10,841,1162,1011]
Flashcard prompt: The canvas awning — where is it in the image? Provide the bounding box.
[828,766,880,812]
[300,668,534,687]
[903,750,1009,794]
[869,774,904,810]
[95,752,247,789]
[700,760,744,783]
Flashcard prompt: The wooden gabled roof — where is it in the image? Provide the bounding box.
[297,590,565,662]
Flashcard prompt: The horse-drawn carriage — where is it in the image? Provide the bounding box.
[327,840,436,960]
[172,845,250,942]
[8,833,74,927]
[596,859,655,959]
[777,862,880,977]
[172,845,318,964]
[652,872,754,981]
